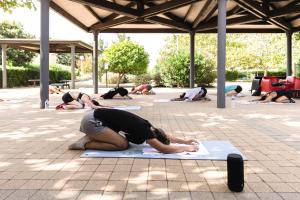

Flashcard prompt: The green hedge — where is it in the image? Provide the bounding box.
[225,70,287,81]
[0,65,71,88]
[255,70,286,77]
[226,70,239,81]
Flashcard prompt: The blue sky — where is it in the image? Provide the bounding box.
[0,0,170,68]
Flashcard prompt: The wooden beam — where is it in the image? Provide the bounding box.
[184,4,194,22]
[90,16,136,31]
[85,5,102,22]
[141,0,200,18]
[197,28,285,33]
[145,2,186,25]
[193,0,217,28]
[50,1,89,32]
[145,16,192,32]
[101,28,186,33]
[290,14,300,22]
[101,2,136,23]
[69,0,138,17]
[234,0,292,31]
[269,5,300,18]
[202,4,218,22]
[197,14,260,31]
[293,26,300,33]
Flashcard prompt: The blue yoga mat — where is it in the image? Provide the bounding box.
[81,140,247,160]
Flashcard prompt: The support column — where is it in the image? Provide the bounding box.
[286,31,292,76]
[217,0,227,108]
[190,31,195,88]
[1,44,7,88]
[92,31,99,94]
[40,0,50,109]
[71,45,76,89]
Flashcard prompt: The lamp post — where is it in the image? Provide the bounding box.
[104,63,109,88]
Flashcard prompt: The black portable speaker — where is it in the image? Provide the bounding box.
[227,153,244,192]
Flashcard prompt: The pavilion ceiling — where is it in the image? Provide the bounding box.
[50,0,300,33]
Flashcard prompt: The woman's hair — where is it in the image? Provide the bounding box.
[131,87,135,91]
[152,127,170,145]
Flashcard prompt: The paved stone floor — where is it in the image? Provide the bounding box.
[0,84,300,200]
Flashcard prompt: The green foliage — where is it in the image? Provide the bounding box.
[226,70,239,81]
[133,73,152,86]
[0,21,36,66]
[296,63,300,78]
[102,40,149,86]
[0,0,35,13]
[56,54,72,66]
[156,50,216,87]
[0,64,71,88]
[296,32,300,41]
[161,33,300,74]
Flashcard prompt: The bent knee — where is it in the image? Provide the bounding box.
[117,141,129,150]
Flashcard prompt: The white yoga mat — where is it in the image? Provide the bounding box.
[236,100,292,105]
[113,105,141,110]
[81,140,246,160]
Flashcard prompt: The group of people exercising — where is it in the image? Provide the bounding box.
[61,83,295,154]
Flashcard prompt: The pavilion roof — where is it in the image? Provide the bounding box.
[50,0,300,34]
[0,39,93,53]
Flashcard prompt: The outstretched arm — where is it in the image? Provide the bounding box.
[165,133,198,145]
[146,138,198,154]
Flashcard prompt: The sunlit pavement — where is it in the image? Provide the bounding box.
[0,84,300,200]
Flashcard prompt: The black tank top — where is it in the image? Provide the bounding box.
[93,108,155,144]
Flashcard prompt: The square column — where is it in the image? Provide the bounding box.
[217,0,227,108]
[1,44,7,88]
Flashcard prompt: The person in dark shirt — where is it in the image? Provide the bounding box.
[69,108,199,154]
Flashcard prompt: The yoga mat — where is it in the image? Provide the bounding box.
[113,105,141,110]
[81,140,247,160]
[236,100,292,105]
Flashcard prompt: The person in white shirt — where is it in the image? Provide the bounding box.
[171,87,208,101]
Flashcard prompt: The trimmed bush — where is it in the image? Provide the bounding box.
[226,70,239,81]
[0,64,71,88]
[133,73,152,86]
[254,70,286,77]
[156,50,216,87]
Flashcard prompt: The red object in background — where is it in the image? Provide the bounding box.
[294,77,300,89]
[261,76,300,92]
[260,76,281,92]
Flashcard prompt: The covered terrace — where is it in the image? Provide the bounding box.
[0,39,93,90]
[37,0,300,108]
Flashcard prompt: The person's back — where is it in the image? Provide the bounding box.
[94,108,154,144]
[225,85,242,96]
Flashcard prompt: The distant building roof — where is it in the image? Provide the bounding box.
[0,39,93,53]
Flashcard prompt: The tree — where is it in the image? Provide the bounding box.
[0,0,35,13]
[0,21,36,66]
[156,49,215,87]
[102,40,149,86]
[116,33,130,42]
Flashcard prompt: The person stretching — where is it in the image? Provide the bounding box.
[171,87,208,101]
[69,108,199,153]
[225,85,243,96]
[130,84,155,95]
[61,91,105,109]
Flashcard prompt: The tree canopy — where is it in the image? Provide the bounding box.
[0,0,35,13]
[0,21,36,66]
[160,33,300,72]
[102,40,149,86]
